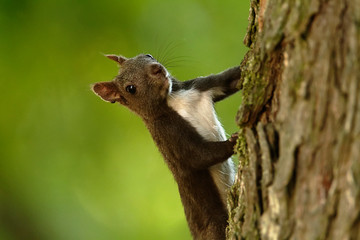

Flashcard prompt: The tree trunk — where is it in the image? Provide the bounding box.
[227,0,360,239]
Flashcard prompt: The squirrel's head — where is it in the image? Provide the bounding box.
[92,54,172,119]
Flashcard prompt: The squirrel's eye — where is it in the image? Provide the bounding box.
[126,85,136,94]
[145,54,154,59]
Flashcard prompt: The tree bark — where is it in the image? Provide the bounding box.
[227,0,360,239]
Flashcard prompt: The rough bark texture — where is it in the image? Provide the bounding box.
[227,0,360,239]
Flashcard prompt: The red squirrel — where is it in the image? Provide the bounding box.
[92,54,241,240]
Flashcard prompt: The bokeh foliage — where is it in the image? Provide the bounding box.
[0,0,249,239]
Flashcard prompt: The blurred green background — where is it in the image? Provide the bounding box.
[0,0,249,239]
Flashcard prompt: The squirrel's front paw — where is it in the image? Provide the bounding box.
[229,132,239,143]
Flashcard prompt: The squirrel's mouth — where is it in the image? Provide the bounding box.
[111,95,128,105]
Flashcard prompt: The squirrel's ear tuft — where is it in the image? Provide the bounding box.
[105,54,127,65]
[91,81,120,103]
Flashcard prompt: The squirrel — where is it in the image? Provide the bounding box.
[92,53,241,240]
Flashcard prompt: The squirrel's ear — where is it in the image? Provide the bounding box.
[92,81,120,103]
[105,55,127,65]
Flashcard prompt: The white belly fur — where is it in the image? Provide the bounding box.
[167,89,235,206]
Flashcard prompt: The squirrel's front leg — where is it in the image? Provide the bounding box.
[190,66,241,102]
[186,132,238,169]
